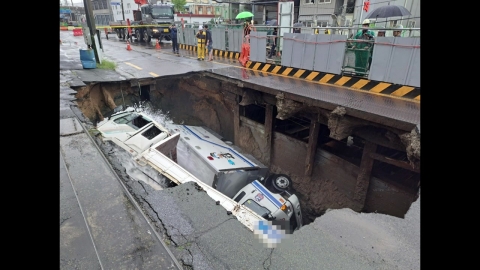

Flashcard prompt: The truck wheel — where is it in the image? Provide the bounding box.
[143,31,151,43]
[136,30,143,41]
[270,174,292,192]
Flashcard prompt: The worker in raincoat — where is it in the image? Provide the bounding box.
[196,25,206,60]
[351,19,375,76]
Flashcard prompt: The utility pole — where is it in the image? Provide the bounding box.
[83,0,100,62]
[70,0,74,21]
[121,0,125,21]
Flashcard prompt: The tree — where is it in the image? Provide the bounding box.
[172,0,186,13]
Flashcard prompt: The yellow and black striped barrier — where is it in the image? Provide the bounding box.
[244,61,420,101]
[179,44,240,59]
[60,24,171,30]
[177,44,420,101]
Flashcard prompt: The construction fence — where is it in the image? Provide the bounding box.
[176,25,420,87]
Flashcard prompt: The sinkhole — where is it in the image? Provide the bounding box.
[69,72,420,226]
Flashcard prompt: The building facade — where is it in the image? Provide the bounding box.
[352,0,420,29]
[92,0,114,26]
[110,0,137,22]
[298,0,355,27]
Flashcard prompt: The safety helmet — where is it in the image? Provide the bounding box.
[198,25,203,30]
[378,26,386,32]
[362,19,370,25]
[394,24,404,29]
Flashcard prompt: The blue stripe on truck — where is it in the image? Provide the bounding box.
[183,125,255,167]
[252,180,282,208]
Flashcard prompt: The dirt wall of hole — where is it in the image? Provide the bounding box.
[151,74,238,142]
[240,122,418,223]
[74,81,140,123]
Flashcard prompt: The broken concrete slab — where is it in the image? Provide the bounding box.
[74,69,127,83]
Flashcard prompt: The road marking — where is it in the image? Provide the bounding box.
[149,72,159,77]
[125,62,142,70]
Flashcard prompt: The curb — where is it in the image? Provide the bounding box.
[245,61,420,101]
[178,44,420,101]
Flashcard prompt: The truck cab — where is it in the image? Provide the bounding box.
[134,3,175,42]
[233,180,303,233]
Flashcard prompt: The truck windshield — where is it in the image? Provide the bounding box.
[243,199,271,219]
[152,7,173,18]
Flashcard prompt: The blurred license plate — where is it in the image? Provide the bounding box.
[163,29,168,32]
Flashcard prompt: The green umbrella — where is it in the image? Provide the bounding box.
[235,11,254,19]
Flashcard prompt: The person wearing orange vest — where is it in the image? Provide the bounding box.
[196,25,206,60]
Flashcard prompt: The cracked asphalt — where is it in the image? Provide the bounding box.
[60,31,420,270]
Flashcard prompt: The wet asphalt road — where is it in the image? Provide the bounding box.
[60,31,420,269]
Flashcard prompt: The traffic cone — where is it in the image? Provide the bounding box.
[126,40,132,51]
[155,40,161,50]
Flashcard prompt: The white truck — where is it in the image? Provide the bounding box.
[95,106,302,232]
[167,124,303,232]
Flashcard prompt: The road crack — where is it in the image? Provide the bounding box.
[263,248,275,269]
